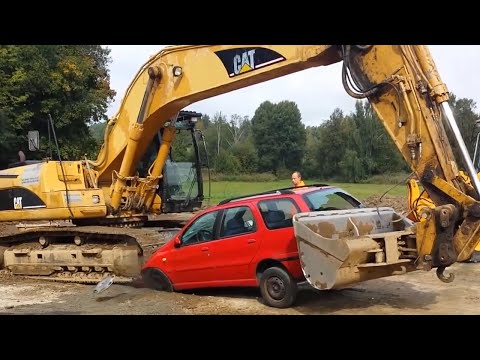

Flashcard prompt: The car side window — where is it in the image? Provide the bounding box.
[258,198,299,230]
[181,210,218,246]
[220,206,256,238]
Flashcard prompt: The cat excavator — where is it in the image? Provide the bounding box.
[0,45,479,290]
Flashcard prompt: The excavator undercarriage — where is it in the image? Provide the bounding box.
[0,108,207,284]
[0,219,186,284]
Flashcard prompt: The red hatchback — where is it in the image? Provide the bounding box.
[141,184,365,308]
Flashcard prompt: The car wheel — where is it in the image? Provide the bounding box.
[142,268,173,292]
[259,267,297,308]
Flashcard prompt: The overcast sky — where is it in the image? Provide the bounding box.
[104,45,480,127]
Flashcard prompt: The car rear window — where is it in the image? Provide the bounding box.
[258,198,299,230]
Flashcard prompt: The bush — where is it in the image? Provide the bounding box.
[275,166,293,181]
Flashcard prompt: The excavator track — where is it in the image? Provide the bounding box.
[24,275,134,284]
[0,223,182,284]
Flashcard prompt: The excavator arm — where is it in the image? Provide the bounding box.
[343,45,480,269]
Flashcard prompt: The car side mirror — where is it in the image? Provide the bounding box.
[174,237,181,248]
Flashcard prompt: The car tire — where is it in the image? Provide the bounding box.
[142,268,173,292]
[259,267,298,308]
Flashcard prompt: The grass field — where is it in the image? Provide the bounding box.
[203,180,408,206]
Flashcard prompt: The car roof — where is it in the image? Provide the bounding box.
[217,184,338,207]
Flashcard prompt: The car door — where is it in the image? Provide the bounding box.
[168,209,220,286]
[257,198,301,256]
[207,205,260,282]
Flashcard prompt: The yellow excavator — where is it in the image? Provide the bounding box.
[1,45,479,290]
[0,108,210,283]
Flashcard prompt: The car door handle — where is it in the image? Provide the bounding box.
[201,247,209,252]
[247,239,256,244]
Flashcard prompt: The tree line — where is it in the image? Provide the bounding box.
[0,45,115,167]
[166,93,480,183]
[1,45,479,183]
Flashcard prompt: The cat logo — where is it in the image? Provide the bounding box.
[13,196,23,209]
[215,47,286,78]
[233,49,256,76]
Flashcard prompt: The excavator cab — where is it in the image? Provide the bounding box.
[137,110,210,214]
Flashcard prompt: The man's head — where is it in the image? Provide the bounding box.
[291,171,302,187]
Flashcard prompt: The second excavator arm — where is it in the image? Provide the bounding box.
[344,45,480,272]
[95,44,480,280]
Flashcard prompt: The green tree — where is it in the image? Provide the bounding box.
[225,114,250,147]
[0,45,115,168]
[314,108,349,180]
[351,100,407,176]
[339,149,364,182]
[171,129,196,163]
[202,112,228,170]
[0,110,16,164]
[309,103,408,182]
[214,151,242,174]
[201,112,257,174]
[446,93,480,170]
[251,100,306,175]
[89,121,108,146]
[302,125,323,179]
[231,140,258,174]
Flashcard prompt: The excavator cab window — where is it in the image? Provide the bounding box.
[135,111,207,213]
[3,130,44,169]
[164,159,198,200]
[136,137,159,178]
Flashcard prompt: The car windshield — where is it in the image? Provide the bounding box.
[302,188,363,212]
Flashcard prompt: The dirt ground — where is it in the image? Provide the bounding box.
[362,194,409,215]
[0,261,479,315]
[1,195,479,315]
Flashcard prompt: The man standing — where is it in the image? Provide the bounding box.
[291,171,305,188]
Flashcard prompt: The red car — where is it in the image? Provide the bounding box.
[141,184,365,308]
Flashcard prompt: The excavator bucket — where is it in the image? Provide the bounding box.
[293,207,419,290]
